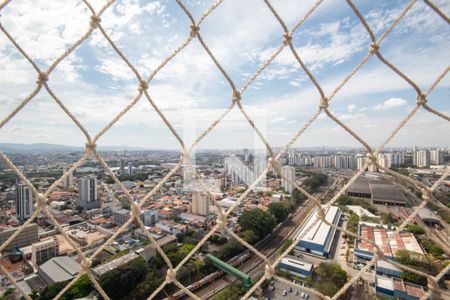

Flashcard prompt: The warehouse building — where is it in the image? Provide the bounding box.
[355,223,423,277]
[278,256,313,279]
[37,256,81,285]
[355,224,424,261]
[375,276,425,300]
[346,177,407,206]
[294,206,341,258]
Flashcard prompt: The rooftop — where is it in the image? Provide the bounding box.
[357,224,424,258]
[39,256,81,283]
[295,206,341,247]
[279,256,313,271]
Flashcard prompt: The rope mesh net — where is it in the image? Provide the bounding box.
[0,0,449,299]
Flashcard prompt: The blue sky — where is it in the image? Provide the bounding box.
[0,0,449,150]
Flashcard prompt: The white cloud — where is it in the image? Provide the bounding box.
[347,104,355,113]
[374,97,408,110]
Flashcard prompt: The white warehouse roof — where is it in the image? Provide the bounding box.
[295,205,341,248]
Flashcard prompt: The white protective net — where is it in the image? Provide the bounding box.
[0,0,449,299]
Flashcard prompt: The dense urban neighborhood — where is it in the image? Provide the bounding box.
[0,145,448,300]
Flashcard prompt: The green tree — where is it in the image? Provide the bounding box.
[218,239,245,260]
[32,274,93,300]
[401,271,427,286]
[313,263,348,297]
[240,229,259,245]
[420,239,444,259]
[100,257,149,299]
[268,202,289,223]
[292,189,307,206]
[407,225,425,235]
[130,270,164,299]
[238,208,276,238]
[212,284,248,300]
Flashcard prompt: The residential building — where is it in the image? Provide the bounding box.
[0,224,39,249]
[413,149,430,167]
[120,159,125,175]
[430,148,443,165]
[31,237,59,265]
[140,209,159,227]
[281,165,295,193]
[128,162,133,176]
[113,209,131,226]
[15,183,34,221]
[191,192,210,216]
[76,176,99,210]
[62,166,73,189]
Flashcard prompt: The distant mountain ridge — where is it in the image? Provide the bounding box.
[0,143,146,153]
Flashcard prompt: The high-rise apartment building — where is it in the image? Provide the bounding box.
[191,192,210,216]
[430,149,443,165]
[63,166,73,189]
[120,159,125,175]
[128,162,133,176]
[76,176,99,210]
[15,183,34,221]
[31,237,59,265]
[414,149,430,167]
[281,165,295,193]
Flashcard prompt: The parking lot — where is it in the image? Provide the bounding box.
[263,280,319,300]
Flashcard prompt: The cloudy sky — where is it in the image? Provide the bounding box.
[0,0,449,150]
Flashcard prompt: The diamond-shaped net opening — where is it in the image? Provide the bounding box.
[0,0,449,299]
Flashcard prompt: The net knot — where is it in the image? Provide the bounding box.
[416,93,427,106]
[265,264,275,278]
[267,157,278,171]
[283,33,292,46]
[232,90,241,102]
[35,193,46,209]
[165,268,177,283]
[90,15,101,29]
[319,97,328,109]
[366,152,377,166]
[85,142,96,152]
[131,203,140,217]
[375,248,384,260]
[81,258,91,269]
[190,24,199,38]
[369,42,379,55]
[421,188,432,201]
[317,207,326,221]
[36,72,48,84]
[216,214,227,228]
[139,80,149,92]
[181,149,191,164]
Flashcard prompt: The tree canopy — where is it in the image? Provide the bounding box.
[268,202,289,223]
[313,263,348,297]
[238,208,276,238]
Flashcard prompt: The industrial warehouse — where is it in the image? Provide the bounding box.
[294,206,342,258]
[355,223,423,260]
[278,256,313,279]
[345,177,408,206]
